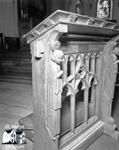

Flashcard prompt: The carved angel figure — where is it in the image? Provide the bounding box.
[113,39,119,55]
[51,42,64,79]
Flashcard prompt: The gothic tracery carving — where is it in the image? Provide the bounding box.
[63,54,98,97]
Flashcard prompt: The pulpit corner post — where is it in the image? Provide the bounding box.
[25,21,68,150]
[101,35,119,139]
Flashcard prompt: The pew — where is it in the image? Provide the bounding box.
[23,10,119,150]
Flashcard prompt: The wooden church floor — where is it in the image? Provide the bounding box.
[87,134,119,150]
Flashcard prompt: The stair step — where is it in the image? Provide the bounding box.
[9,67,31,73]
[0,49,32,84]
[1,57,31,64]
[0,70,32,84]
[0,58,32,73]
[0,69,31,77]
[0,71,32,78]
[1,57,31,62]
[1,52,31,60]
[0,76,32,84]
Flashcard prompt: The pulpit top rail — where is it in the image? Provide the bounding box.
[24,10,119,43]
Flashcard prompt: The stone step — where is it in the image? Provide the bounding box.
[0,54,31,62]
[9,66,31,73]
[0,77,32,85]
[0,49,32,84]
[0,72,32,84]
[1,61,31,69]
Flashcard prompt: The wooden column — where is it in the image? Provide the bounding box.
[101,37,119,139]
[84,54,90,123]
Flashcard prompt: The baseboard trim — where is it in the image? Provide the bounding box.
[60,121,104,150]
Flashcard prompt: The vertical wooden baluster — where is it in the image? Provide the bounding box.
[84,53,90,123]
[69,55,76,133]
[62,55,68,87]
[95,52,102,117]
[90,53,96,116]
[90,53,96,75]
[75,54,82,90]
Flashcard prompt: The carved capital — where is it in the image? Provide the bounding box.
[34,40,45,59]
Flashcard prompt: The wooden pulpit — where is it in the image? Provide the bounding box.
[24,10,119,150]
